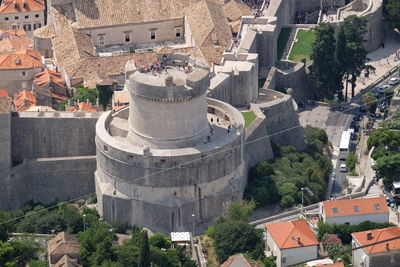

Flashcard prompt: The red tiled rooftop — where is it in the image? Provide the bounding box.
[265,220,319,249]
[0,89,8,97]
[0,29,32,51]
[34,68,66,88]
[0,49,42,69]
[322,197,388,217]
[352,227,400,254]
[13,89,36,110]
[0,0,44,14]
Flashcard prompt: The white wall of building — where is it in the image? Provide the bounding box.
[352,239,369,267]
[266,230,318,267]
[322,212,389,225]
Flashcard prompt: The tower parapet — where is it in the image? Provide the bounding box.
[125,55,211,149]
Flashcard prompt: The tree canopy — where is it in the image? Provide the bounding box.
[214,220,265,263]
[244,126,332,208]
[311,22,340,100]
[386,0,400,30]
[337,15,368,100]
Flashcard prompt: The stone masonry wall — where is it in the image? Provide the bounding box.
[0,156,96,210]
[259,95,306,150]
[0,113,11,171]
[11,112,100,162]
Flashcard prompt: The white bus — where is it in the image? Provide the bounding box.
[339,130,351,151]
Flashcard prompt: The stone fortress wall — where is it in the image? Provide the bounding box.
[0,111,99,210]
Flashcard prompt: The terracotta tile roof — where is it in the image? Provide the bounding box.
[322,197,389,217]
[223,0,252,22]
[0,0,44,14]
[48,232,81,267]
[0,89,9,97]
[34,69,66,88]
[221,254,260,267]
[70,53,157,88]
[0,29,32,52]
[185,0,232,65]
[265,220,319,249]
[51,5,95,77]
[352,227,400,254]
[13,89,36,110]
[52,254,82,267]
[73,0,199,29]
[66,102,98,112]
[0,49,42,69]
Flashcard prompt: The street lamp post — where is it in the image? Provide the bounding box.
[192,214,195,238]
[301,188,304,216]
[83,214,86,231]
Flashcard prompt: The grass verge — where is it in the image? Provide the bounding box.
[288,29,316,62]
[242,111,257,128]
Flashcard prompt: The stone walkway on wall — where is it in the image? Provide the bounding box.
[348,33,400,99]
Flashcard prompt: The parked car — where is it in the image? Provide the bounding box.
[359,105,367,113]
[378,84,391,93]
[389,77,399,86]
[353,115,362,121]
[340,163,348,172]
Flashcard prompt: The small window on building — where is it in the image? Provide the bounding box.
[354,205,359,212]
[21,71,26,76]
[98,35,105,45]
[25,15,29,19]
[150,30,156,40]
[103,145,108,152]
[14,3,19,9]
[4,17,8,21]
[23,2,28,8]
[15,16,19,20]
[332,207,338,214]
[33,23,41,30]
[35,14,39,18]
[125,33,130,43]
[175,28,181,38]
[282,257,286,263]
[23,24,31,31]
[375,204,381,210]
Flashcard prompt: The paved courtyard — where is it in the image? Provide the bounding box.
[350,32,400,98]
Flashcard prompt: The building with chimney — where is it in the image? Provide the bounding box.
[265,220,319,267]
[352,227,400,267]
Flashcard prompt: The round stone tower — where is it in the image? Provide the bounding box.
[126,57,210,148]
[95,54,246,234]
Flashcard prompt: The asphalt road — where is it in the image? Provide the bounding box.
[330,71,400,197]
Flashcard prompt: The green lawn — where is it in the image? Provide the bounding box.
[277,28,292,60]
[288,29,316,62]
[242,111,257,128]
